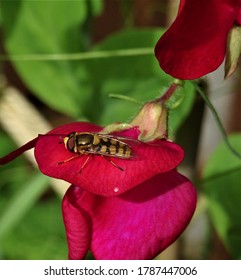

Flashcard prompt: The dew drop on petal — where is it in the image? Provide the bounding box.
[113,187,119,193]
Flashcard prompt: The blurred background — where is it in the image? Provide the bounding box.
[0,0,240,259]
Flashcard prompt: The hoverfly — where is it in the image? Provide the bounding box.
[58,132,133,172]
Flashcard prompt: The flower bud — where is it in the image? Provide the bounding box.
[130,99,168,142]
[225,25,241,78]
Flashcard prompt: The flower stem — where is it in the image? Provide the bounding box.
[108,94,142,105]
[0,48,153,61]
[195,83,241,160]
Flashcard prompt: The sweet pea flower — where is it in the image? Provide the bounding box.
[155,0,241,79]
[0,120,196,259]
[0,92,197,259]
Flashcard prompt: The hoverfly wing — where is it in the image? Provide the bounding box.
[93,133,139,160]
[97,133,140,145]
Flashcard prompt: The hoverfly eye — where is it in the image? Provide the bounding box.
[66,133,76,152]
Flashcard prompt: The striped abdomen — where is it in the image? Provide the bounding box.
[91,135,132,159]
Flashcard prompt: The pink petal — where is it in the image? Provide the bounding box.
[63,171,196,260]
[62,185,92,260]
[34,122,184,196]
[155,0,239,79]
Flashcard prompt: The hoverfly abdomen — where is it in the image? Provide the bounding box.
[96,135,132,159]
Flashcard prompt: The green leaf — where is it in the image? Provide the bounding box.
[90,0,103,16]
[203,133,241,259]
[0,131,30,191]
[1,0,91,117]
[0,173,49,241]
[1,196,67,259]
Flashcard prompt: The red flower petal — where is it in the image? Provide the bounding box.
[34,122,184,196]
[62,186,91,260]
[62,170,197,260]
[155,0,240,79]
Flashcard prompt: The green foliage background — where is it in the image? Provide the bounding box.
[0,0,240,259]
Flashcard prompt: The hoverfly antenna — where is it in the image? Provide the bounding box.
[58,136,63,144]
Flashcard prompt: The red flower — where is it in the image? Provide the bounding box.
[63,172,196,260]
[155,0,241,79]
[0,121,197,259]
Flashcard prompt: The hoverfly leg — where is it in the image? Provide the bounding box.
[102,156,124,171]
[111,161,124,171]
[57,154,80,165]
[78,156,91,173]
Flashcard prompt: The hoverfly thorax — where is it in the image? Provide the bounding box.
[75,133,95,152]
[64,132,98,154]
